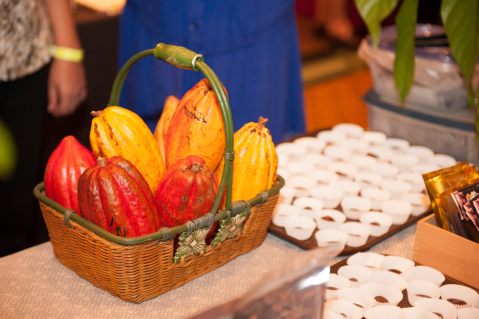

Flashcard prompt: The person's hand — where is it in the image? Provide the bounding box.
[48,59,87,117]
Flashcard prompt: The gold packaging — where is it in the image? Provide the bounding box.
[423,162,479,239]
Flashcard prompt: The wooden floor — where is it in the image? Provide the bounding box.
[297,14,373,132]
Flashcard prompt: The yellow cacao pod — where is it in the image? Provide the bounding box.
[216,116,278,202]
[165,79,225,171]
[90,106,165,193]
[154,95,179,164]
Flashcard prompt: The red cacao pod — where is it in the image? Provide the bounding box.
[155,155,218,228]
[78,156,160,237]
[44,135,96,213]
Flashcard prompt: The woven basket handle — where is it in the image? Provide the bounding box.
[107,43,235,219]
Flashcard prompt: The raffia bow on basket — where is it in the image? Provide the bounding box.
[34,43,284,303]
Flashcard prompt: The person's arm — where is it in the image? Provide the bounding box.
[44,0,86,117]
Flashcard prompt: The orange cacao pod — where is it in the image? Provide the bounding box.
[44,135,96,213]
[153,95,179,164]
[155,155,218,228]
[78,156,160,237]
[165,79,225,171]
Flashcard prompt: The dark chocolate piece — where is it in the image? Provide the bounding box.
[447,298,467,306]
[374,295,389,303]
[388,269,402,274]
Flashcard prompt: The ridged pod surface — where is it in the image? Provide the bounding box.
[155,155,218,228]
[77,156,160,237]
[216,117,278,202]
[44,135,96,213]
[90,106,165,193]
[165,79,225,171]
[154,95,179,164]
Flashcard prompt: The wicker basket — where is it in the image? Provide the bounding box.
[33,43,284,303]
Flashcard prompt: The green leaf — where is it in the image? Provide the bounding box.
[393,0,419,103]
[354,0,399,47]
[0,119,16,181]
[441,0,479,107]
[441,0,479,83]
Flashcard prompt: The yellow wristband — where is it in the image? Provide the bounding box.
[50,45,84,63]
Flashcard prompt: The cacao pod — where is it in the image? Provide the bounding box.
[153,95,179,164]
[44,135,96,213]
[155,155,218,228]
[165,79,225,171]
[216,117,278,202]
[78,156,160,237]
[90,106,165,193]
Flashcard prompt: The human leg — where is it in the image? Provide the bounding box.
[0,65,49,256]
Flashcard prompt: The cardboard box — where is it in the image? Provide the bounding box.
[414,215,479,289]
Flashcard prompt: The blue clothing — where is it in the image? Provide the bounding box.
[119,0,305,143]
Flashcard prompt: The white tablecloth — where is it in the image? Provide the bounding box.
[0,226,416,319]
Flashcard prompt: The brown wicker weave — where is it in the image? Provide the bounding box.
[38,193,278,303]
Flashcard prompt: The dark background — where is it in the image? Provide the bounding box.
[32,7,120,246]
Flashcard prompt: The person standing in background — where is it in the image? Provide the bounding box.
[312,0,359,48]
[118,0,306,143]
[0,0,86,256]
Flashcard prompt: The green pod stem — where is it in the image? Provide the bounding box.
[153,43,199,70]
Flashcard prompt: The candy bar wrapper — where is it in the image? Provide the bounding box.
[440,185,479,243]
[467,192,479,231]
[423,162,479,231]
[440,192,474,240]
[451,183,479,223]
[470,193,479,213]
